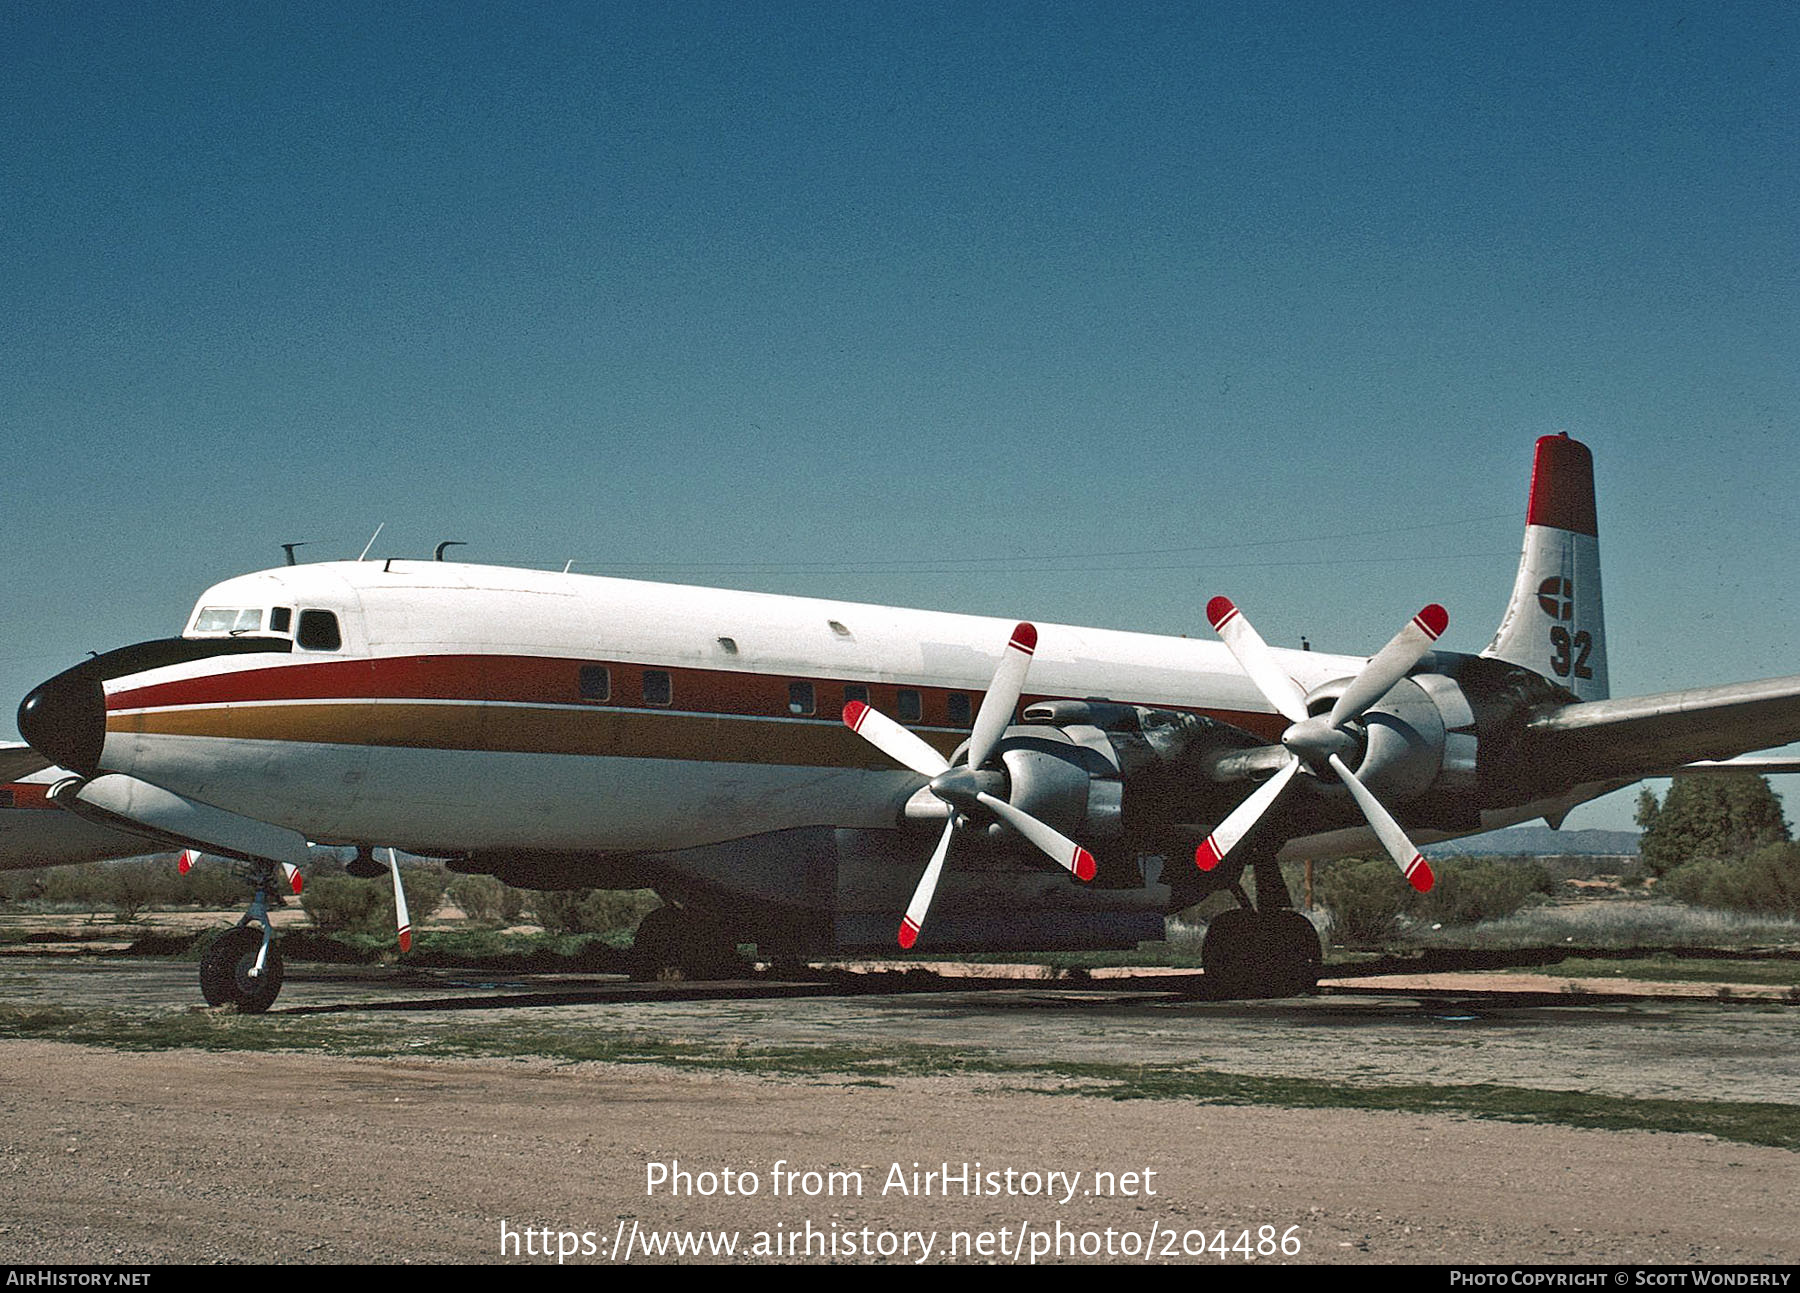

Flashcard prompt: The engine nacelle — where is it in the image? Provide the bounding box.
[906,723,1125,846]
[1300,672,1476,805]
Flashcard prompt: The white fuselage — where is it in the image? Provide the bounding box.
[97,561,1376,856]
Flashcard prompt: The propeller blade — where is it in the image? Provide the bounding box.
[386,847,413,951]
[966,622,1037,769]
[1196,755,1301,871]
[281,862,304,896]
[1327,754,1434,892]
[898,819,957,949]
[1326,604,1448,730]
[1207,596,1309,724]
[843,701,950,778]
[974,791,1097,881]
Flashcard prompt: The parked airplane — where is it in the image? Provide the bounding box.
[9,434,1799,1008]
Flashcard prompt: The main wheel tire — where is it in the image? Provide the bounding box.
[1267,908,1323,997]
[1202,908,1321,999]
[1200,908,1257,998]
[198,927,285,1013]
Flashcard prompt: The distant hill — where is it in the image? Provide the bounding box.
[1422,826,1639,858]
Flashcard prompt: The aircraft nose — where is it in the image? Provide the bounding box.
[17,664,106,778]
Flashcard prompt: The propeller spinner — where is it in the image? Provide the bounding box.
[844,622,1095,948]
[1197,597,1443,893]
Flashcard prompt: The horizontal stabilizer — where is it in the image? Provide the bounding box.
[1523,675,1800,784]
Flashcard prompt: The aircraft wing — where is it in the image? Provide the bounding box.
[1521,675,1800,785]
[0,742,53,783]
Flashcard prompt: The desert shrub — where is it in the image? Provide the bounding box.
[39,863,109,906]
[300,875,386,932]
[1315,858,1412,946]
[301,867,444,935]
[1416,858,1554,926]
[1661,843,1800,918]
[446,874,528,926]
[529,888,661,936]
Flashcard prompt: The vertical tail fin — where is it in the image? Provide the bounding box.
[1482,433,1608,700]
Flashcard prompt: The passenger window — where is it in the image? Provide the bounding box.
[897,689,922,723]
[842,684,869,711]
[269,607,292,634]
[579,665,610,702]
[947,692,972,726]
[642,670,672,706]
[296,610,342,651]
[788,681,815,716]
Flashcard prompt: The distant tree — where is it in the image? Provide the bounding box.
[1634,773,1790,877]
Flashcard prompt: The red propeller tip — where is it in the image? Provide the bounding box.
[1205,596,1237,630]
[178,851,194,875]
[842,700,868,731]
[1195,838,1224,871]
[290,873,304,895]
[397,926,413,953]
[1415,605,1448,640]
[1406,857,1435,893]
[1008,622,1038,654]
[1074,849,1096,882]
[897,919,920,950]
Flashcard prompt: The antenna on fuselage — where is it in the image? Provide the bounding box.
[279,542,309,567]
[433,541,466,561]
[357,523,385,562]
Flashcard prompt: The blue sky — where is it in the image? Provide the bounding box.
[3,3,1795,830]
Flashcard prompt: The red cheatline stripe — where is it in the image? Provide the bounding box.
[2,783,55,810]
[1413,605,1448,640]
[1196,838,1224,871]
[1008,622,1038,655]
[898,918,920,949]
[1206,597,1238,631]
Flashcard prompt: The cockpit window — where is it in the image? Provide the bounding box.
[270,607,292,634]
[193,607,265,634]
[296,609,342,651]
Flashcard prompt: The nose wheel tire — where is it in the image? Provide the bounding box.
[199,926,285,1013]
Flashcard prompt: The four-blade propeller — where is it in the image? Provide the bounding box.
[844,622,1095,949]
[1197,597,1443,893]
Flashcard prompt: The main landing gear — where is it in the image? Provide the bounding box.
[198,861,288,1013]
[1197,841,1323,1000]
[1200,906,1321,1000]
[628,905,747,982]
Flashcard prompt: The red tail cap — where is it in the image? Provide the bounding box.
[1526,433,1597,537]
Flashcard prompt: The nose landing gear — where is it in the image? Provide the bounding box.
[197,860,289,1013]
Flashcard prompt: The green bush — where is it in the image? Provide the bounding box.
[528,888,661,936]
[301,867,444,935]
[1661,843,1800,918]
[1315,858,1412,946]
[446,874,528,926]
[1416,858,1554,926]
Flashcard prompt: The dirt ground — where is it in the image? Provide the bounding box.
[0,1041,1795,1266]
[0,957,1796,1265]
